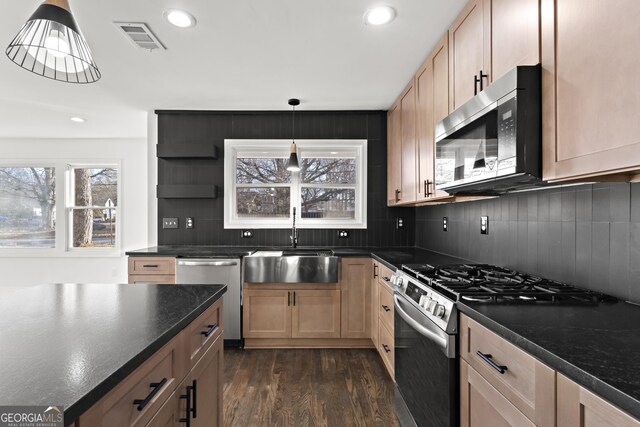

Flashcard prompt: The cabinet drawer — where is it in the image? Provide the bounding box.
[128,274,175,284]
[460,314,555,426]
[78,332,187,427]
[187,299,223,368]
[378,321,394,378]
[128,257,176,275]
[379,284,394,332]
[377,263,395,293]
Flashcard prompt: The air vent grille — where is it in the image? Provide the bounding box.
[114,22,166,51]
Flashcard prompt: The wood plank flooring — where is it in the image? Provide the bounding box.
[223,348,401,427]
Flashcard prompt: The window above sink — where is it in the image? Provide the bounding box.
[224,139,367,229]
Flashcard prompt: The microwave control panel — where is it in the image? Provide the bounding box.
[497,96,517,170]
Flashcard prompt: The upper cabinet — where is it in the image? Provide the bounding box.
[387,102,402,205]
[542,0,640,181]
[416,34,453,202]
[388,82,417,206]
[448,0,491,111]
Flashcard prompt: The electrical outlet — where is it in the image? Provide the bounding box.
[162,218,178,229]
[480,216,489,235]
[338,230,349,239]
[186,217,194,229]
[242,230,253,238]
[396,217,405,230]
[443,217,448,232]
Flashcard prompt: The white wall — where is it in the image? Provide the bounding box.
[0,137,148,285]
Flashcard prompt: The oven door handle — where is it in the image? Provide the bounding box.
[394,294,455,358]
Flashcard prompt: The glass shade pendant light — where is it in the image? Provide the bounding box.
[6,0,101,83]
[286,98,301,172]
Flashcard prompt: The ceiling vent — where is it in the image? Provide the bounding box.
[114,22,166,51]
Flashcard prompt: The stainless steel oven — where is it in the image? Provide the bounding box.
[392,271,458,427]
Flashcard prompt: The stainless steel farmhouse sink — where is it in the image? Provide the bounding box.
[244,250,338,283]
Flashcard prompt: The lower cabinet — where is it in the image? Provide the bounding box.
[243,288,341,339]
[376,263,396,379]
[371,260,380,347]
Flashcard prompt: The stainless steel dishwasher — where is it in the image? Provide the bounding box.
[175,258,242,345]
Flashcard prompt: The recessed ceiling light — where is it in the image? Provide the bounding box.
[163,9,197,28]
[330,152,338,155]
[364,6,396,26]
[70,117,86,123]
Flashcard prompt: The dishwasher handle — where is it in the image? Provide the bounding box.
[177,260,238,267]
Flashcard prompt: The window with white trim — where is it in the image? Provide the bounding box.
[224,140,367,229]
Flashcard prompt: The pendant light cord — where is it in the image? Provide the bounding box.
[292,104,296,143]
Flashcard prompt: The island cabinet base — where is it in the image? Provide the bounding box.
[76,298,223,427]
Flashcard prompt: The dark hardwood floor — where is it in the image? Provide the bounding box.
[223,348,401,427]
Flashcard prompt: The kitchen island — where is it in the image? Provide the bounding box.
[0,283,226,426]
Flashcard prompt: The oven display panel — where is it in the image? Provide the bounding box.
[405,283,426,305]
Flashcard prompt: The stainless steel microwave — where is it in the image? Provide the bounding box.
[435,65,542,195]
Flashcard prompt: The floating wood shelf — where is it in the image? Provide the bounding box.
[157,185,218,199]
[157,143,218,159]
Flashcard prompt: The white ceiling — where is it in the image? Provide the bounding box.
[0,0,467,139]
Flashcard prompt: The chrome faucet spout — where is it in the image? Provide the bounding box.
[291,207,298,248]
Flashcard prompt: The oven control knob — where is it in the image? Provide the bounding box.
[424,299,436,312]
[431,304,446,318]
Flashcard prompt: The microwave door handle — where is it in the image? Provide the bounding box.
[393,294,453,358]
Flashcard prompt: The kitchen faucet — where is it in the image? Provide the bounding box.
[291,207,298,248]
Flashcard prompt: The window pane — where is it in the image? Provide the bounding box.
[73,168,117,207]
[72,209,116,248]
[301,158,356,184]
[236,158,291,184]
[301,188,355,219]
[0,167,56,248]
[236,188,290,218]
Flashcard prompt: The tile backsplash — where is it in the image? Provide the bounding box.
[414,183,640,303]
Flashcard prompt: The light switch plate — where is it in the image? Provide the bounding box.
[162,218,178,229]
[480,216,489,234]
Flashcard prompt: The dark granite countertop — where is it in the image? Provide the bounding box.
[458,300,640,420]
[126,245,254,257]
[0,283,226,425]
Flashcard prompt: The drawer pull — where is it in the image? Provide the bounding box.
[191,379,197,418]
[201,323,219,338]
[382,344,391,353]
[142,264,159,268]
[476,351,508,374]
[382,305,391,312]
[179,385,192,426]
[383,276,391,282]
[133,377,167,411]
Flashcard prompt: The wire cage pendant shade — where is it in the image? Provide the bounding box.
[6,0,101,83]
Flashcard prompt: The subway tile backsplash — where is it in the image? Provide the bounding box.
[414,183,640,303]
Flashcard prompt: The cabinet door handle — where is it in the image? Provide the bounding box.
[288,291,291,306]
[395,189,401,202]
[179,385,192,426]
[425,179,433,196]
[382,305,391,312]
[293,291,296,306]
[201,323,218,337]
[474,74,480,95]
[479,70,488,91]
[134,378,167,411]
[476,351,508,374]
[382,344,391,353]
[191,380,197,418]
[373,264,379,278]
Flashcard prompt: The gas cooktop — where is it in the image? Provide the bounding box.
[402,263,616,304]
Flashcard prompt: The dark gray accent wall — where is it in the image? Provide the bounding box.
[157,111,414,247]
[415,183,640,303]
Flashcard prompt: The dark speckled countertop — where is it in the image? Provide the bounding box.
[458,301,640,419]
[0,283,226,425]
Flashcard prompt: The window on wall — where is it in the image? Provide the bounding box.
[67,166,118,249]
[0,167,56,248]
[224,140,367,229]
[0,162,120,254]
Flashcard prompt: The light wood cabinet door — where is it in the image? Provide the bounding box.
[340,258,371,339]
[490,0,540,81]
[400,82,417,204]
[417,33,452,202]
[542,0,640,181]
[460,359,535,427]
[387,102,402,205]
[449,0,491,111]
[557,374,640,427]
[145,390,182,427]
[371,260,380,347]
[243,289,291,339]
[190,334,223,427]
[291,289,341,338]
[128,274,175,285]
